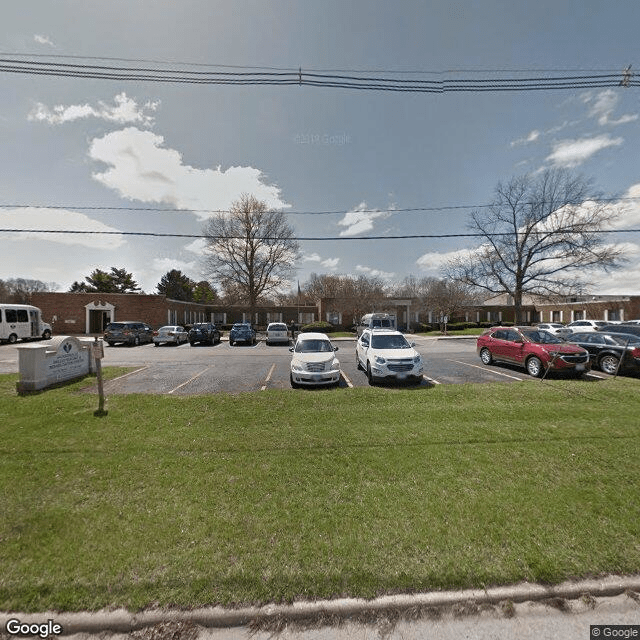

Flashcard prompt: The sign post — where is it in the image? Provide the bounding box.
[92,337,107,416]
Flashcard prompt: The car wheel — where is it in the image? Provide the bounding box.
[134,336,140,346]
[42,330,52,340]
[230,340,234,346]
[599,354,619,375]
[366,362,376,385]
[107,341,115,347]
[355,352,361,370]
[290,373,299,389]
[154,342,159,347]
[480,348,493,365]
[526,356,544,378]
[8,334,18,344]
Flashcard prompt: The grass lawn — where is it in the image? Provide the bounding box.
[1,370,639,612]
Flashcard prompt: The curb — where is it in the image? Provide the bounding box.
[2,575,639,635]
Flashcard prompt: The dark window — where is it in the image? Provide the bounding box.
[5,309,17,323]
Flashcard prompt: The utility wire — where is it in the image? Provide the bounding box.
[1,57,636,91]
[1,196,639,216]
[2,228,639,241]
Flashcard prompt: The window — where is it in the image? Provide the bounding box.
[5,309,17,323]
[607,310,621,321]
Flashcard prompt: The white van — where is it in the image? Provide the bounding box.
[0,304,52,344]
[357,313,396,336]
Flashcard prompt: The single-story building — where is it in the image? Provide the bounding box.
[29,292,319,335]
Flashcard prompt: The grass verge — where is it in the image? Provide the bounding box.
[1,371,639,611]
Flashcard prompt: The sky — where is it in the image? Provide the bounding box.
[1,1,640,297]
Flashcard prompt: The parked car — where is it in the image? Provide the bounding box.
[596,323,640,338]
[229,323,256,346]
[356,329,424,385]
[536,322,572,338]
[188,322,221,346]
[565,320,610,333]
[104,321,154,346]
[564,331,640,375]
[265,322,290,345]
[357,312,395,337]
[476,326,590,378]
[153,325,188,346]
[289,332,340,388]
[0,303,52,343]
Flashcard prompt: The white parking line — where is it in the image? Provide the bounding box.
[423,374,441,385]
[341,371,354,388]
[260,363,277,391]
[447,359,524,381]
[169,367,210,394]
[105,366,149,384]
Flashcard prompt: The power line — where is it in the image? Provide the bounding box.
[1,196,639,216]
[2,228,639,241]
[0,52,629,75]
[1,57,636,91]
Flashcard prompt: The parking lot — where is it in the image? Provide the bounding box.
[1,334,614,394]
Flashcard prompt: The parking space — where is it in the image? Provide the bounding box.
[1,335,617,393]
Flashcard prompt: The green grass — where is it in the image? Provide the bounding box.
[1,371,639,612]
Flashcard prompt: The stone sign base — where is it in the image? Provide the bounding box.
[17,336,96,393]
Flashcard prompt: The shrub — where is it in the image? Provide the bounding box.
[300,321,336,333]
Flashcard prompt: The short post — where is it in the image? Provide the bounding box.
[92,337,107,416]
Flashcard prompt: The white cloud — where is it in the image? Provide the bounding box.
[29,93,159,127]
[511,129,540,146]
[302,253,340,268]
[588,242,640,295]
[337,202,391,236]
[355,265,395,280]
[34,34,54,46]
[184,238,208,254]
[0,208,125,249]
[583,89,638,127]
[416,248,474,273]
[545,135,623,168]
[89,128,289,218]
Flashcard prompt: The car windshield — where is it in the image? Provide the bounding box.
[295,339,334,353]
[371,334,410,349]
[232,324,249,330]
[269,324,287,331]
[192,324,207,329]
[106,323,125,330]
[521,330,563,344]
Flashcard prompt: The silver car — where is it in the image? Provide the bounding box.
[266,322,290,345]
[153,325,188,346]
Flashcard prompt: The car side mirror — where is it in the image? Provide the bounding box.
[289,347,294,352]
[334,346,339,351]
[410,341,416,347]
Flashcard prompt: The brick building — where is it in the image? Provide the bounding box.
[29,292,318,335]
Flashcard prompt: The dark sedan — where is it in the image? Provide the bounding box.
[565,331,640,375]
[229,323,256,346]
[188,323,221,346]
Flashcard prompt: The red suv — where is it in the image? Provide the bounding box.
[476,327,590,378]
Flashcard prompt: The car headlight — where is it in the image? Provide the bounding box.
[291,362,303,371]
[413,355,422,364]
[332,359,340,369]
[374,356,386,365]
[546,351,560,358]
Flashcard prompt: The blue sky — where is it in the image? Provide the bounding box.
[2,1,640,295]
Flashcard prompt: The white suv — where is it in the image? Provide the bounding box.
[356,329,424,385]
[565,320,609,333]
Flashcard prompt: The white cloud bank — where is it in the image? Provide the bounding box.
[337,202,391,236]
[582,89,638,127]
[89,128,289,218]
[302,253,340,269]
[355,265,395,280]
[29,93,159,127]
[546,134,623,168]
[415,247,474,273]
[0,208,125,249]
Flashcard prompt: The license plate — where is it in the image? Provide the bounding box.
[397,372,408,379]
[575,364,585,371]
[312,374,323,381]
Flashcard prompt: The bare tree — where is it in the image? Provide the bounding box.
[443,169,626,323]
[202,194,300,319]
